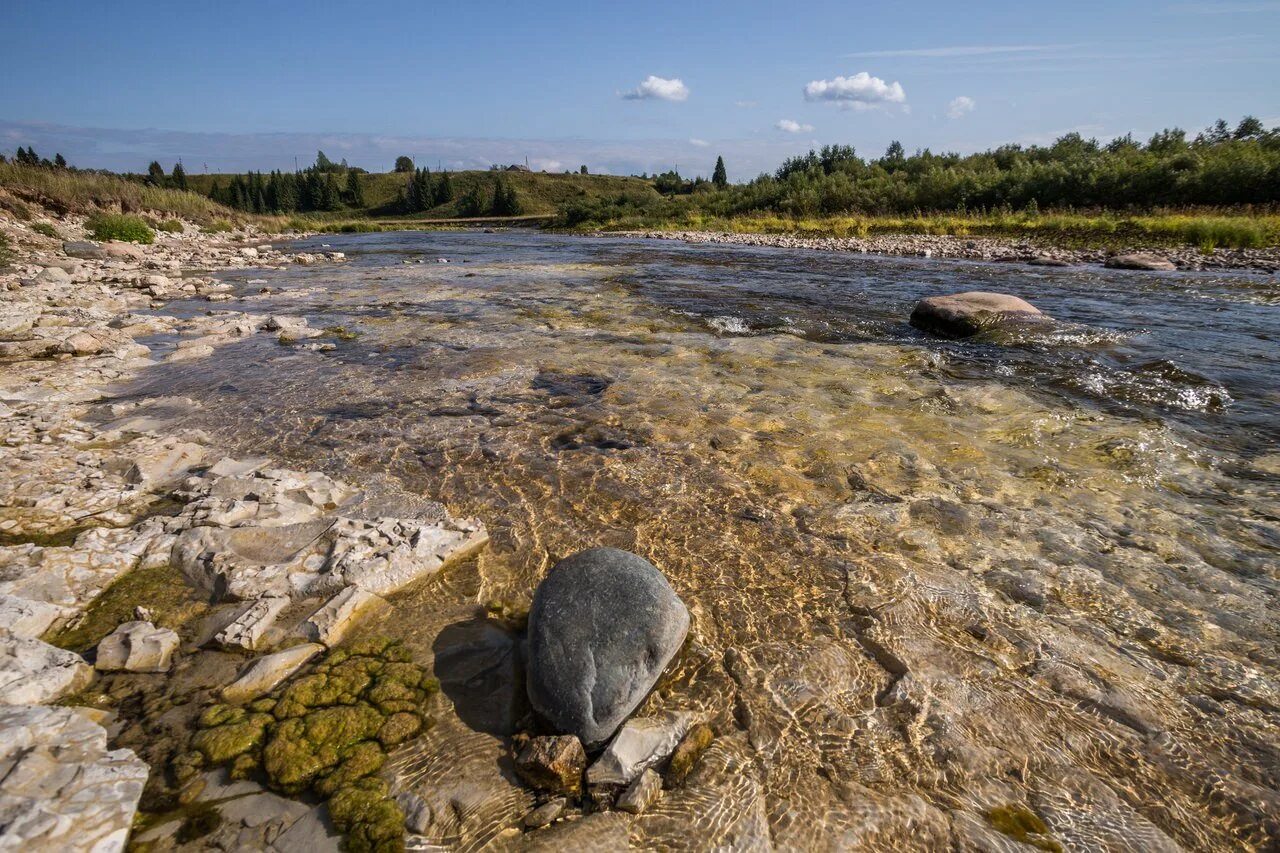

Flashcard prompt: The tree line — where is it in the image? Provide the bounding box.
[3,146,69,169]
[624,116,1280,222]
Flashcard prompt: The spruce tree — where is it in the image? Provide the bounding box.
[54,153,67,169]
[147,161,166,186]
[346,169,364,207]
[712,156,727,188]
[172,162,188,191]
[435,171,453,204]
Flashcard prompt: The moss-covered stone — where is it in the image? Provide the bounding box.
[986,805,1063,852]
[664,723,714,787]
[188,638,433,850]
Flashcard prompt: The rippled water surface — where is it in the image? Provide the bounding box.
[124,232,1278,850]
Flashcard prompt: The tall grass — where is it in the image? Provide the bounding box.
[0,162,236,223]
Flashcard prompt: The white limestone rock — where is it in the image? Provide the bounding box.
[214,596,290,651]
[0,705,148,853]
[0,631,93,705]
[586,711,696,789]
[222,643,324,703]
[0,594,75,639]
[300,587,389,647]
[94,621,178,673]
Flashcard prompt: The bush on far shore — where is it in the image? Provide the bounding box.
[86,213,155,244]
[153,218,184,233]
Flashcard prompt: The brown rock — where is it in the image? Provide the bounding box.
[616,768,662,814]
[663,722,714,787]
[1105,252,1176,271]
[514,735,587,796]
[909,291,1046,338]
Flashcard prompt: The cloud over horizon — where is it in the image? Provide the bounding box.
[803,72,906,110]
[776,119,814,133]
[947,96,976,118]
[621,75,689,102]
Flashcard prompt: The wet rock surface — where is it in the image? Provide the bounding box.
[0,631,93,704]
[513,735,587,796]
[526,548,690,747]
[94,620,179,672]
[909,290,1048,338]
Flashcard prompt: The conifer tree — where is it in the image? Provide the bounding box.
[346,169,365,207]
[147,161,166,186]
[54,153,67,169]
[435,171,453,204]
[171,162,188,191]
[712,156,727,188]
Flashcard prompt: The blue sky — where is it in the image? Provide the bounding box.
[2,0,1279,178]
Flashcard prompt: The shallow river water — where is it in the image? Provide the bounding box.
[121,232,1278,850]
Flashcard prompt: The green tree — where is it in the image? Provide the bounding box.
[1234,116,1265,140]
[579,164,588,175]
[171,162,188,191]
[394,156,415,173]
[712,156,728,188]
[147,161,166,186]
[54,153,67,169]
[435,171,453,204]
[346,169,365,207]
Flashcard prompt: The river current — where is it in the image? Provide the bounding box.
[119,231,1278,850]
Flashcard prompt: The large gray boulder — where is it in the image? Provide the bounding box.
[62,240,108,260]
[909,291,1047,338]
[526,548,689,748]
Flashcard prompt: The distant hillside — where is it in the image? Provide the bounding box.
[183,169,661,221]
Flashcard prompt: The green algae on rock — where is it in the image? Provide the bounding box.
[45,563,207,654]
[187,636,437,852]
[985,804,1064,852]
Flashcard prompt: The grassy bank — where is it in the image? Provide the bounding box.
[0,162,242,224]
[582,209,1280,250]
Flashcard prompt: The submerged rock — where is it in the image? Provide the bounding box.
[909,291,1047,338]
[616,768,663,815]
[586,711,695,789]
[301,586,390,647]
[523,797,567,829]
[94,620,179,672]
[526,548,690,747]
[1105,252,1176,271]
[222,643,325,703]
[0,705,147,852]
[514,735,587,796]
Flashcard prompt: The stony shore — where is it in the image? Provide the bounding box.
[0,215,487,850]
[602,228,1280,273]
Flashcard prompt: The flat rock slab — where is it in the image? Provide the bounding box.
[909,291,1047,338]
[0,631,93,705]
[215,596,290,651]
[0,594,76,640]
[526,548,690,748]
[0,705,147,853]
[1105,252,1177,271]
[223,643,324,703]
[301,586,390,647]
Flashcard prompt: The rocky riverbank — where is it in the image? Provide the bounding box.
[0,214,487,850]
[603,228,1280,273]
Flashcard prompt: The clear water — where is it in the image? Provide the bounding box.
[121,232,1279,850]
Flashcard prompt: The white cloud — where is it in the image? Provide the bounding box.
[621,75,689,102]
[735,100,758,108]
[803,72,906,110]
[947,96,976,118]
[689,138,710,147]
[775,119,814,133]
[534,159,563,172]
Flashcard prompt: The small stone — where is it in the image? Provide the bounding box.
[215,596,290,651]
[514,735,587,796]
[616,768,662,815]
[664,722,714,787]
[222,643,324,703]
[95,620,179,672]
[586,711,695,789]
[523,797,567,829]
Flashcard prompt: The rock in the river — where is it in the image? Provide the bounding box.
[616,768,663,815]
[664,722,714,787]
[0,705,148,853]
[526,548,690,747]
[586,711,695,789]
[1105,252,1177,271]
[94,621,179,672]
[0,631,93,704]
[523,797,567,829]
[909,291,1047,338]
[514,735,587,796]
[222,643,324,703]
[214,595,290,650]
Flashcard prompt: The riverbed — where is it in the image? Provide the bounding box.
[114,230,1279,850]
